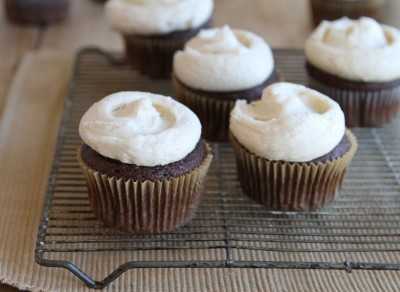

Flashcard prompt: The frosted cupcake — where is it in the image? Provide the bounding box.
[78,92,213,233]
[305,17,400,127]
[106,0,214,78]
[230,83,357,211]
[173,26,277,142]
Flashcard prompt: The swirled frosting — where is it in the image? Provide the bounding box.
[79,92,201,166]
[305,17,400,82]
[174,26,274,91]
[230,83,345,162]
[105,0,214,35]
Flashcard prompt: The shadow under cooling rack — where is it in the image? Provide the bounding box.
[35,48,400,289]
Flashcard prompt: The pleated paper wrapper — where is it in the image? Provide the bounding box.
[173,77,236,142]
[310,0,385,26]
[230,130,358,211]
[308,76,400,128]
[122,19,211,79]
[173,74,280,142]
[77,145,213,234]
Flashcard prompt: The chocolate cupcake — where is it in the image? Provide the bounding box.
[230,83,357,211]
[305,17,400,127]
[105,0,214,79]
[5,0,69,25]
[310,0,386,26]
[173,26,278,142]
[78,92,213,233]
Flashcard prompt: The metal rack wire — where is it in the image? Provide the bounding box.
[35,48,400,289]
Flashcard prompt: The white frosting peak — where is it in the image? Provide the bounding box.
[106,0,214,35]
[112,98,171,135]
[79,92,201,166]
[305,17,400,82]
[323,17,386,49]
[230,83,345,162]
[174,26,274,91]
[192,26,247,54]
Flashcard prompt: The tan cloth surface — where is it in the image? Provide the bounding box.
[1,51,400,291]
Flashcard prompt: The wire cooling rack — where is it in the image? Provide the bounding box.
[35,48,400,289]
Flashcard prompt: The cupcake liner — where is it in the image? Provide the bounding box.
[230,130,358,211]
[173,73,280,142]
[308,76,400,127]
[78,144,213,234]
[173,77,235,142]
[310,0,385,26]
[5,0,69,25]
[123,19,212,79]
[123,35,186,79]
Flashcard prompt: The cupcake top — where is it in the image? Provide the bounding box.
[305,17,400,82]
[174,26,274,91]
[105,0,214,35]
[230,82,345,162]
[79,92,201,167]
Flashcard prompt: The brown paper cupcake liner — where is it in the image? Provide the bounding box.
[123,35,185,79]
[123,19,212,79]
[310,0,385,26]
[308,76,400,127]
[174,78,235,142]
[5,0,69,25]
[78,144,213,234]
[173,72,280,142]
[230,130,358,211]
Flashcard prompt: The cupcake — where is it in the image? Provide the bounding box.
[105,0,214,79]
[305,17,400,127]
[173,26,277,142]
[230,83,357,211]
[5,0,69,25]
[310,0,386,26]
[78,92,213,233]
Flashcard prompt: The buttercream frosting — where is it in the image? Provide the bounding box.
[174,26,274,91]
[305,17,400,82]
[79,91,201,166]
[105,0,214,35]
[230,82,345,162]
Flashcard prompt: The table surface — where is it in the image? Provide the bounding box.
[1,0,400,291]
